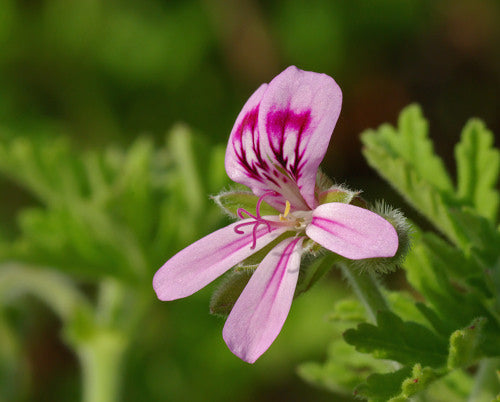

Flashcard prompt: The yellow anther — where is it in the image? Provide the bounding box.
[284,200,291,217]
[279,200,291,221]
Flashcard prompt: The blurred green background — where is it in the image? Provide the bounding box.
[0,0,499,401]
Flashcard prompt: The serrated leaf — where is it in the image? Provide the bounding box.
[403,231,500,339]
[362,104,453,193]
[455,119,500,221]
[361,105,470,247]
[354,365,413,401]
[418,231,486,288]
[343,310,448,368]
[357,363,445,402]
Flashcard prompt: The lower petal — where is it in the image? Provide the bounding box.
[153,220,286,301]
[306,203,398,259]
[223,236,304,363]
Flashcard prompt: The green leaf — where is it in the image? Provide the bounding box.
[338,318,489,401]
[361,105,469,246]
[403,231,500,340]
[328,298,367,323]
[355,364,444,402]
[455,119,500,222]
[343,310,448,368]
[354,365,412,401]
[362,104,453,193]
[298,339,388,396]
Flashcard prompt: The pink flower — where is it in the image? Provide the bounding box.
[153,66,398,363]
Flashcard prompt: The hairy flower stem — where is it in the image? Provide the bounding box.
[339,262,389,324]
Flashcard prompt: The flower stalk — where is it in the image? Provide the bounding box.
[339,262,389,324]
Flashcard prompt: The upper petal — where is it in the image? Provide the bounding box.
[306,203,398,260]
[223,236,304,363]
[225,83,271,200]
[153,220,287,301]
[258,66,342,210]
[225,66,342,212]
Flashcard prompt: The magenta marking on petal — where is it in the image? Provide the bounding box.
[265,109,312,181]
[232,107,272,183]
[223,236,304,363]
[261,236,302,298]
[311,216,351,232]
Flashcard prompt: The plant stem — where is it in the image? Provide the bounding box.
[468,358,500,402]
[77,330,127,402]
[339,262,389,324]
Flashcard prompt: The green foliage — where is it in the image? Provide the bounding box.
[0,125,228,282]
[344,311,448,368]
[301,105,500,400]
[298,340,388,397]
[0,126,229,401]
[455,120,499,222]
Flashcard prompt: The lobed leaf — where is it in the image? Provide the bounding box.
[455,119,499,222]
[343,310,448,368]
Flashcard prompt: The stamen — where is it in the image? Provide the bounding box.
[283,200,291,217]
[279,200,291,221]
[232,191,276,249]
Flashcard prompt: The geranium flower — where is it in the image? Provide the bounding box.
[153,66,398,363]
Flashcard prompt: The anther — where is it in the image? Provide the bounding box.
[279,200,291,221]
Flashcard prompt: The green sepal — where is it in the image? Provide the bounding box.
[447,317,487,370]
[209,269,253,317]
[318,186,359,205]
[212,189,279,218]
[294,253,337,298]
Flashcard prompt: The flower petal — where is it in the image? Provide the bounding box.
[223,236,304,363]
[258,66,342,210]
[225,66,342,212]
[225,84,272,199]
[306,203,398,259]
[153,220,287,301]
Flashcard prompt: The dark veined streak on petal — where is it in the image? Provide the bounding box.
[225,66,342,213]
[153,219,288,301]
[258,66,342,211]
[222,236,304,363]
[305,203,399,260]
